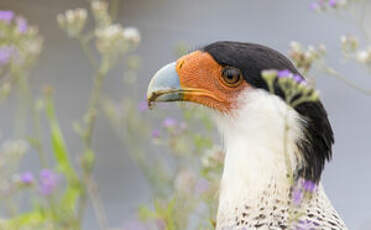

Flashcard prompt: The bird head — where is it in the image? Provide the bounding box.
[147,41,333,183]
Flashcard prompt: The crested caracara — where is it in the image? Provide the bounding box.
[147,41,347,230]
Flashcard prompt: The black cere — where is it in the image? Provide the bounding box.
[203,41,334,183]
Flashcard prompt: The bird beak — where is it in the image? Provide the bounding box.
[147,62,183,107]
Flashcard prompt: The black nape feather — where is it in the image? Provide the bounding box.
[203,41,334,183]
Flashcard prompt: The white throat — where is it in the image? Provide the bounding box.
[214,89,305,227]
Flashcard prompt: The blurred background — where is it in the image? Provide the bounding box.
[0,0,370,230]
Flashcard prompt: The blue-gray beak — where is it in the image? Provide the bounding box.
[147,62,183,107]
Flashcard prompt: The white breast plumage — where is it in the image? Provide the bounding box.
[214,90,347,230]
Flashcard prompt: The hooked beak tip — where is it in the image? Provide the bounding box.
[147,62,183,107]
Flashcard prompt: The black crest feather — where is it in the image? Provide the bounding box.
[203,41,334,183]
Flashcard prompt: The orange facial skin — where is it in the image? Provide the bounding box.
[175,51,249,113]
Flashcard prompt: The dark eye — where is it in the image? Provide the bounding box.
[221,67,243,87]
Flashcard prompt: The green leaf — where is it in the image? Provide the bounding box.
[2,211,45,229]
[193,134,213,151]
[45,93,81,214]
[138,205,157,220]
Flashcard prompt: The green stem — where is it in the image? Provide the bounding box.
[319,61,371,96]
[14,73,27,137]
[79,34,98,69]
[84,57,110,147]
[359,0,370,42]
[110,0,120,21]
[16,72,48,167]
[282,108,294,185]
[77,56,110,230]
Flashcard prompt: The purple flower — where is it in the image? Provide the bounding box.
[277,69,306,84]
[16,17,27,33]
[20,172,34,184]
[0,11,14,23]
[310,2,321,10]
[303,180,316,193]
[329,0,337,7]
[138,100,148,112]
[151,129,160,138]
[292,186,303,205]
[293,74,305,84]
[277,69,291,78]
[162,117,177,128]
[39,169,58,195]
[0,46,14,66]
[295,219,316,230]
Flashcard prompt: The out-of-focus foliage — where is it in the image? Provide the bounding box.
[294,0,371,96]
[0,1,140,229]
[0,0,370,230]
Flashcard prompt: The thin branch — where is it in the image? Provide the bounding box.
[110,0,120,21]
[282,108,294,185]
[79,33,98,70]
[359,0,370,42]
[15,71,48,167]
[318,61,371,96]
[77,57,110,230]
[82,173,108,230]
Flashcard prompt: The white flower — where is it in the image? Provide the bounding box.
[356,50,370,63]
[318,44,327,55]
[123,27,141,44]
[305,45,316,60]
[95,25,140,55]
[91,0,108,13]
[91,1,110,28]
[0,139,28,169]
[340,35,347,44]
[57,14,65,27]
[65,10,75,24]
[77,8,87,22]
[289,41,302,53]
[57,8,87,38]
[341,34,358,52]
[1,140,28,156]
[95,24,122,39]
[95,24,128,54]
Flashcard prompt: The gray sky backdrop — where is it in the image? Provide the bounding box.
[0,0,370,229]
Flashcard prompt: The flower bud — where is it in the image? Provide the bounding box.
[123,27,141,45]
[261,69,277,81]
[290,41,302,53]
[20,172,34,185]
[91,0,111,28]
[57,14,65,28]
[91,0,108,14]
[341,34,358,53]
[57,8,87,38]
[356,50,370,63]
[95,24,128,54]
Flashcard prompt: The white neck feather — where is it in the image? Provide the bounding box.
[214,89,305,227]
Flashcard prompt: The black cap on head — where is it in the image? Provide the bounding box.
[203,41,300,90]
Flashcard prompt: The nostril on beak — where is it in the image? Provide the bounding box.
[177,60,185,70]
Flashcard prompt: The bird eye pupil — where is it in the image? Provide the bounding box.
[222,67,242,87]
